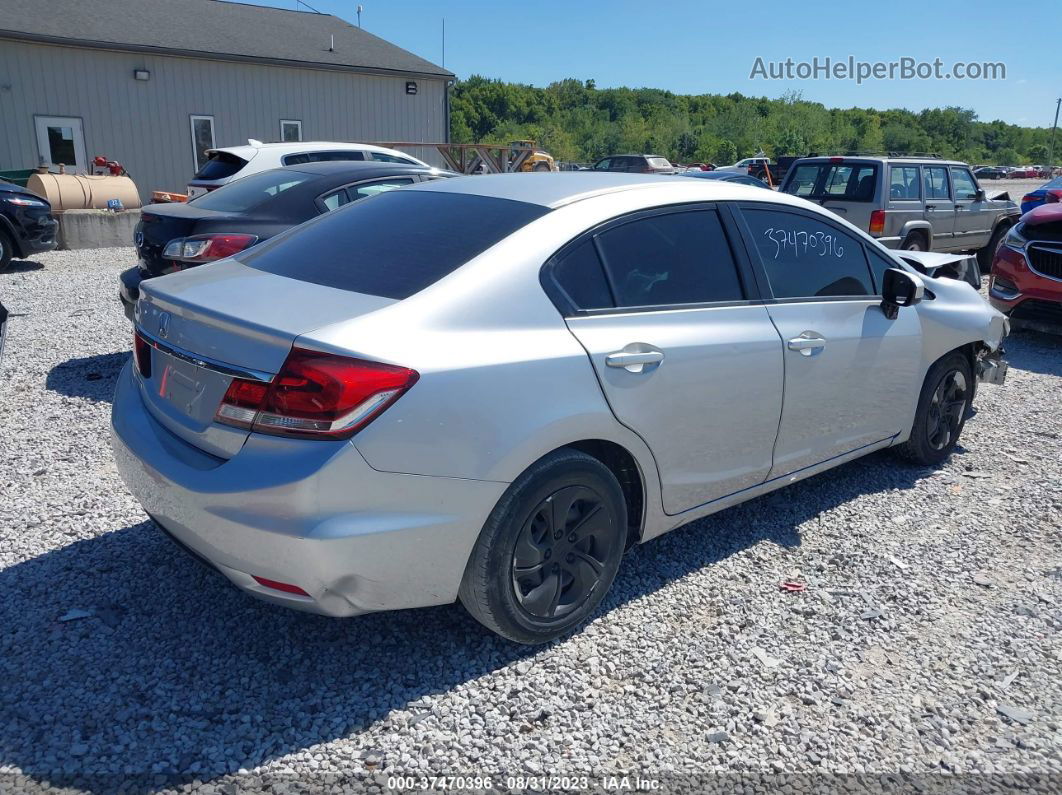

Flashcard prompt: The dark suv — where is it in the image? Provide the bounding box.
[591,154,677,174]
[0,180,57,271]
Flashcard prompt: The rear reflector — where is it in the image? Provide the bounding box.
[869,209,886,236]
[134,331,152,377]
[252,576,310,596]
[215,347,419,439]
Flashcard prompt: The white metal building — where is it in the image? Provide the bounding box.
[0,0,453,199]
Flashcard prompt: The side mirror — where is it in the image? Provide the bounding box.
[975,188,986,201]
[880,268,924,319]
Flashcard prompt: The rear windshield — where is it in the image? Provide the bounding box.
[189,169,313,212]
[785,162,879,202]
[647,157,672,169]
[193,151,247,181]
[239,191,550,299]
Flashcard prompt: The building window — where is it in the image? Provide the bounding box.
[280,120,302,142]
[190,115,215,172]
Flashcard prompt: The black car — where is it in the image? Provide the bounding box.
[0,180,58,271]
[590,154,678,175]
[974,166,1008,180]
[119,162,455,319]
[679,170,772,189]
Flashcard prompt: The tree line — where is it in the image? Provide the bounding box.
[449,76,1055,166]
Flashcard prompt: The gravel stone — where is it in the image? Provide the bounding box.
[1,248,1060,788]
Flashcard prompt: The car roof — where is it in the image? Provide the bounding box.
[598,154,667,159]
[793,155,968,166]
[208,141,407,159]
[282,161,452,178]
[405,172,797,209]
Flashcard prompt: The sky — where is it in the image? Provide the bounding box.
[249,0,1061,128]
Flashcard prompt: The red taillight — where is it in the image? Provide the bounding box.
[1048,190,1062,204]
[134,331,152,377]
[215,348,419,439]
[162,233,258,264]
[1021,194,1036,204]
[869,209,886,236]
[252,576,310,596]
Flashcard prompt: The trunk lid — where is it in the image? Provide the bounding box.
[136,204,239,276]
[136,259,395,457]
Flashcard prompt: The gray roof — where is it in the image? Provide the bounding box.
[0,0,452,78]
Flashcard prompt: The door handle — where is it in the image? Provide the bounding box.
[925,204,936,210]
[787,332,826,357]
[605,349,665,372]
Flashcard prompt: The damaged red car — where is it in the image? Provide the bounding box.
[989,202,1062,334]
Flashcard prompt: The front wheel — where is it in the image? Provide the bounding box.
[459,449,627,644]
[976,223,1009,276]
[893,352,973,466]
[0,230,12,273]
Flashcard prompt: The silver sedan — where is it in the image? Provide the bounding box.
[111,173,1008,643]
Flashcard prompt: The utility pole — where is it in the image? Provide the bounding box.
[1049,97,1061,173]
[442,18,446,68]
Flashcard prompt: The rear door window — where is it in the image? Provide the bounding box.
[925,167,951,199]
[743,207,874,298]
[889,166,921,199]
[594,209,744,307]
[240,191,549,300]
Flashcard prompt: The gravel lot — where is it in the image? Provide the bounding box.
[1,247,1060,792]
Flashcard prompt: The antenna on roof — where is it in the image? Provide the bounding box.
[357,4,363,27]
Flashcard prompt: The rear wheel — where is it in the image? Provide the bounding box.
[900,232,927,252]
[0,230,12,272]
[893,352,972,466]
[532,161,551,172]
[459,449,626,644]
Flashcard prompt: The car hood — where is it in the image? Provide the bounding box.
[1022,202,1062,225]
[0,181,47,202]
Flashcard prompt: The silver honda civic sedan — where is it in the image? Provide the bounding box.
[111,173,1008,644]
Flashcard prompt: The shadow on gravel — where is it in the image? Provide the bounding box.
[46,352,128,403]
[1006,330,1062,378]
[3,259,45,273]
[0,451,926,789]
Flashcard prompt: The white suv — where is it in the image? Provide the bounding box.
[187,139,429,197]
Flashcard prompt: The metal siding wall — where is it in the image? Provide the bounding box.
[0,39,448,199]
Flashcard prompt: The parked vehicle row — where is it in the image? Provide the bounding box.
[779,155,1020,283]
[1019,176,1062,214]
[112,172,1009,644]
[119,162,455,319]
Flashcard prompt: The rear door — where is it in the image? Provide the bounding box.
[737,204,922,477]
[550,205,784,515]
[923,166,956,248]
[886,164,924,242]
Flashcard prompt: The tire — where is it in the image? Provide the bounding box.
[893,352,973,466]
[900,232,927,252]
[459,448,627,644]
[532,162,551,172]
[0,229,12,273]
[976,223,1009,276]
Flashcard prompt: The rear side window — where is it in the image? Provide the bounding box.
[743,208,874,299]
[889,166,921,199]
[240,191,549,300]
[192,151,247,180]
[784,162,878,202]
[282,151,366,165]
[594,210,744,307]
[552,241,613,310]
[191,169,312,212]
[647,157,672,170]
[370,152,416,164]
[349,177,415,200]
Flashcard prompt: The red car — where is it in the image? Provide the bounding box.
[989,202,1062,334]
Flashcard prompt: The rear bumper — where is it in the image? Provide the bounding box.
[118,266,144,322]
[109,361,507,617]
